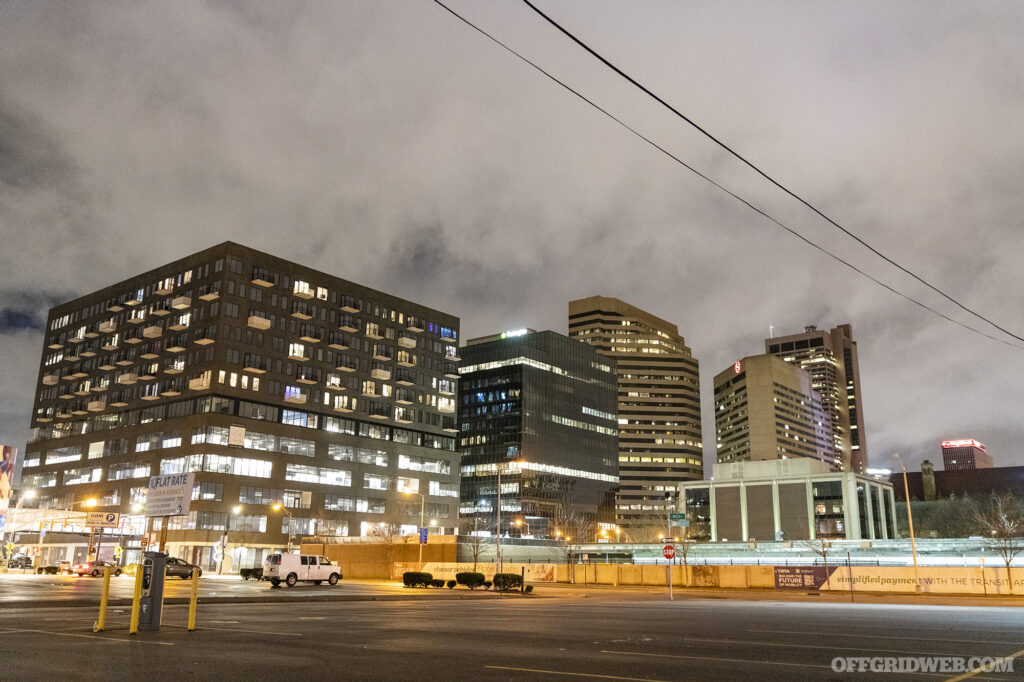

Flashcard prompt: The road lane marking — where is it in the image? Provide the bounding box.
[0,626,173,646]
[662,637,982,658]
[298,617,326,620]
[748,629,1020,646]
[485,666,664,680]
[945,646,1024,681]
[601,651,951,677]
[162,624,301,636]
[208,620,240,624]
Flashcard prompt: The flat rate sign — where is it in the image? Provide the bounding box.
[145,472,195,517]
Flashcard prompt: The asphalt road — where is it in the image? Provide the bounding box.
[0,592,1021,681]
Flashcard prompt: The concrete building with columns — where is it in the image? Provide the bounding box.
[677,459,896,543]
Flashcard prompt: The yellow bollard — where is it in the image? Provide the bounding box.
[159,568,167,626]
[129,565,143,635]
[187,567,199,631]
[93,566,111,632]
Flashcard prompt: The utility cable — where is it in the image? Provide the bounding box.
[430,0,1024,350]
[520,0,1024,346]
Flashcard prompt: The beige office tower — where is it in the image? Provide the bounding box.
[714,354,836,469]
[765,324,867,473]
[568,297,702,540]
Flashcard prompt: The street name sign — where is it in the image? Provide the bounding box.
[145,472,195,517]
[669,513,686,521]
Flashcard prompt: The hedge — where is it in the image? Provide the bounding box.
[455,572,486,589]
[492,573,524,592]
[446,580,456,589]
[429,579,446,588]
[403,571,433,588]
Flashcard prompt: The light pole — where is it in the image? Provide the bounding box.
[65,497,98,561]
[401,487,426,569]
[271,503,294,552]
[893,453,921,592]
[513,519,530,537]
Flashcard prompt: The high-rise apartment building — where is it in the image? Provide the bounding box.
[23,242,462,569]
[940,439,993,471]
[458,329,619,538]
[714,354,835,468]
[568,297,702,539]
[766,324,867,473]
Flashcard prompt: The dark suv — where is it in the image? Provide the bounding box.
[7,556,33,570]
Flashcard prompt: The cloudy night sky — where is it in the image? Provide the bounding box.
[1,1,1023,475]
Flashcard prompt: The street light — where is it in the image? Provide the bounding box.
[271,503,294,552]
[401,487,426,569]
[514,518,531,537]
[893,453,921,592]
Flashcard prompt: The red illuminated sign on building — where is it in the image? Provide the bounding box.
[940,439,985,451]
[734,361,741,374]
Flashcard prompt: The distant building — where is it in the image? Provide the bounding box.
[766,323,867,473]
[568,296,702,539]
[458,329,619,537]
[940,439,992,471]
[892,462,1024,501]
[714,354,836,469]
[679,459,896,542]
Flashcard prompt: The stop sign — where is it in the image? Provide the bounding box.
[663,544,676,560]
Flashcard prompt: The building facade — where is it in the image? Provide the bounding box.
[679,459,897,542]
[458,330,619,538]
[940,439,993,471]
[22,242,462,570]
[766,323,867,473]
[714,354,835,469]
[568,296,702,540]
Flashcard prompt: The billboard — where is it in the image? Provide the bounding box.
[0,445,17,535]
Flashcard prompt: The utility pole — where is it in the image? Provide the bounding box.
[893,453,921,593]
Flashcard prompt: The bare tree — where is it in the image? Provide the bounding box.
[800,538,834,590]
[974,494,1024,588]
[459,516,490,573]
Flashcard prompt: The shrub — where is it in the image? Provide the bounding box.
[524,585,534,594]
[483,580,492,590]
[402,571,433,588]
[455,572,486,589]
[430,579,446,588]
[446,580,456,589]
[492,573,524,592]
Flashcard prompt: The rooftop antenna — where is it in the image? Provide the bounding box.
[769,324,774,339]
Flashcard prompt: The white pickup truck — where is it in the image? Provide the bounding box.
[263,553,342,587]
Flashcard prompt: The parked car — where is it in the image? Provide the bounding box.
[262,553,341,587]
[7,556,33,570]
[164,557,202,579]
[72,560,122,577]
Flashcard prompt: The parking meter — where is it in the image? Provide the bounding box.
[138,551,167,631]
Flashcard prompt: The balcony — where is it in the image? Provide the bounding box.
[370,368,391,381]
[169,319,189,332]
[439,386,455,396]
[365,327,384,340]
[166,343,187,353]
[442,417,459,433]
[397,336,416,349]
[394,369,416,386]
[336,359,358,373]
[291,304,313,321]
[79,350,97,358]
[198,284,220,301]
[328,333,349,351]
[188,376,211,391]
[171,296,191,310]
[101,339,119,352]
[333,401,354,414]
[338,314,359,333]
[141,393,160,401]
[155,282,174,295]
[58,392,75,400]
[397,355,416,368]
[247,315,271,331]
[74,386,91,396]
[47,342,63,350]
[284,393,307,405]
[164,360,185,374]
[150,305,171,317]
[444,364,460,379]
[251,266,276,287]
[445,351,461,362]
[87,400,105,412]
[109,393,129,407]
[160,387,181,397]
[68,331,85,344]
[194,329,215,345]
[339,295,360,313]
[98,362,115,371]
[361,386,380,398]
[143,325,162,339]
[64,352,81,363]
[372,350,393,362]
[368,403,390,419]
[140,349,160,360]
[42,374,59,385]
[293,284,314,300]
[394,410,414,424]
[296,369,317,385]
[115,356,135,367]
[299,326,322,343]
[138,369,157,381]
[243,356,269,373]
[406,318,425,333]
[395,389,415,405]
[117,373,138,385]
[288,351,309,363]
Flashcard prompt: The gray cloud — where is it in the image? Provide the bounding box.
[0,1,1022,474]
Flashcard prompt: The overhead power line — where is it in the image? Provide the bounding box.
[430,0,1024,351]
[519,0,1024,347]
